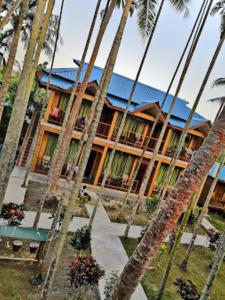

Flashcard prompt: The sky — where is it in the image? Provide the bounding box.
[37,0,225,122]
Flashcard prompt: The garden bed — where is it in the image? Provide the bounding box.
[122,238,225,299]
[24,180,88,218]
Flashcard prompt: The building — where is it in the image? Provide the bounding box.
[18,59,214,199]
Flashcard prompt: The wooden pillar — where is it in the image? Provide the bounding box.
[93,147,108,185]
[162,128,173,155]
[188,136,195,150]
[43,90,56,122]
[129,157,138,181]
[141,123,149,146]
[108,111,119,139]
[147,161,162,197]
[31,130,48,171]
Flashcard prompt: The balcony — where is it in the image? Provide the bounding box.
[166,146,193,162]
[99,175,139,193]
[48,109,65,126]
[96,122,111,138]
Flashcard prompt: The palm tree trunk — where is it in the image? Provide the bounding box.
[40,2,132,298]
[200,229,225,300]
[0,0,48,207]
[0,0,21,29]
[0,0,29,123]
[32,0,106,229]
[89,0,165,226]
[22,0,65,188]
[0,1,3,13]
[45,0,116,197]
[111,105,225,300]
[156,193,196,300]
[121,0,208,211]
[159,35,225,202]
[180,155,225,270]
[123,0,213,238]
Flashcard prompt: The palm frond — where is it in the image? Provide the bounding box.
[211,0,225,36]
[168,0,191,17]
[136,0,157,38]
[212,77,225,87]
[207,96,225,104]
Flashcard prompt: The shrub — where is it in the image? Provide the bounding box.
[208,229,221,251]
[68,253,105,288]
[70,225,91,251]
[145,195,160,215]
[104,271,118,300]
[175,279,200,300]
[0,202,25,225]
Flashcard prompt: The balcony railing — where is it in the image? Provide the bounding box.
[166,146,194,162]
[96,122,111,138]
[48,109,65,125]
[36,156,51,174]
[209,197,225,210]
[99,175,139,193]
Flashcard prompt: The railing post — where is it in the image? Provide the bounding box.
[162,128,173,155]
[147,161,161,197]
[93,147,108,185]
[108,111,119,140]
[44,90,56,122]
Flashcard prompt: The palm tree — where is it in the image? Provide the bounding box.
[0,0,29,123]
[159,0,225,204]
[0,0,53,207]
[124,0,213,238]
[111,105,225,300]
[180,154,225,270]
[32,0,117,229]
[200,229,225,300]
[40,2,133,298]
[0,0,21,29]
[0,1,61,66]
[208,78,225,120]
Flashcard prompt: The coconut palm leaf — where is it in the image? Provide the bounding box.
[211,0,225,35]
[208,96,225,104]
[212,77,225,87]
[168,0,190,17]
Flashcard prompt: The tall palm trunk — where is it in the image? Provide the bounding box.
[45,0,116,197]
[22,0,65,188]
[0,0,29,123]
[0,0,48,207]
[124,0,213,238]
[121,0,208,211]
[180,155,225,270]
[32,0,109,229]
[200,229,225,300]
[40,2,132,298]
[111,105,225,300]
[89,0,164,226]
[0,0,21,29]
[156,193,196,300]
[159,35,225,202]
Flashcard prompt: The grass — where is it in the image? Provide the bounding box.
[207,211,225,232]
[122,238,225,300]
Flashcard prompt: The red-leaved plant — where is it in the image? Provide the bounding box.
[68,253,105,288]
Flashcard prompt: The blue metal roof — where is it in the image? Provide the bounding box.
[209,162,225,182]
[41,60,209,129]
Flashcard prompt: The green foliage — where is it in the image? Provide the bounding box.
[68,253,105,288]
[104,271,119,300]
[70,225,91,251]
[145,195,160,215]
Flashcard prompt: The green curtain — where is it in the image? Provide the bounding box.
[156,164,180,186]
[169,167,180,185]
[169,129,180,148]
[78,101,91,118]
[65,140,79,165]
[102,151,134,178]
[58,94,68,110]
[45,134,58,158]
[116,113,145,136]
[156,164,168,186]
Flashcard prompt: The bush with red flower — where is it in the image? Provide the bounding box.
[0,202,25,225]
[68,252,105,288]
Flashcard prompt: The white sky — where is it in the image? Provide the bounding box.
[19,0,225,122]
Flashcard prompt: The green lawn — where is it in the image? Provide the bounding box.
[207,211,225,232]
[122,238,225,300]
